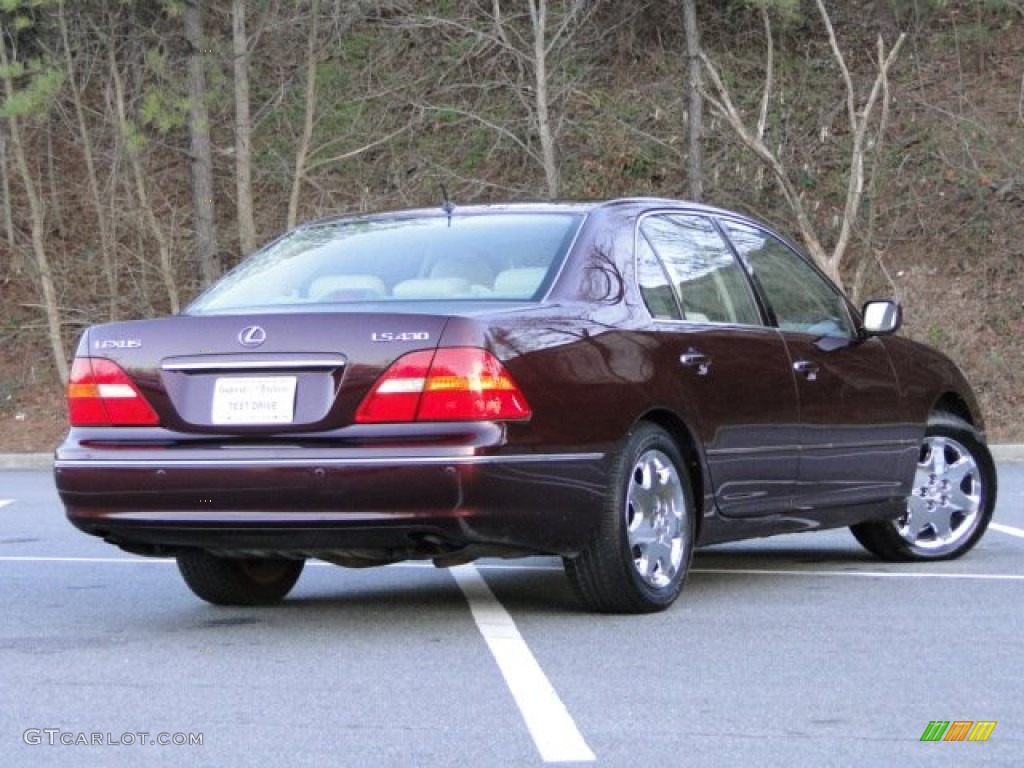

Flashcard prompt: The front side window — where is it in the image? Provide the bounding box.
[639,214,762,325]
[721,220,854,337]
[188,213,583,313]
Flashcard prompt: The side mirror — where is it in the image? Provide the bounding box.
[861,299,902,336]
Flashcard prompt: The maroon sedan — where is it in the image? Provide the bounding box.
[54,199,997,612]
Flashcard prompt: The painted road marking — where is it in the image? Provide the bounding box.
[690,567,1024,580]
[1,556,1024,582]
[990,522,1024,539]
[0,556,176,563]
[450,564,595,764]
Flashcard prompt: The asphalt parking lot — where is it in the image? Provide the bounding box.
[1,465,1022,767]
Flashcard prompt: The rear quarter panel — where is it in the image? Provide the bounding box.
[480,303,659,452]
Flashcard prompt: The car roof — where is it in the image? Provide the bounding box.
[293,197,746,231]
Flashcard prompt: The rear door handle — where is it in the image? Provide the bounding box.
[793,360,819,381]
[680,351,711,376]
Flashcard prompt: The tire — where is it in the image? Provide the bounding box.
[850,412,997,562]
[176,551,305,606]
[563,423,695,613]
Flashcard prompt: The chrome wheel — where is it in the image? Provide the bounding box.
[850,413,996,562]
[564,423,694,612]
[896,435,983,554]
[626,449,687,589]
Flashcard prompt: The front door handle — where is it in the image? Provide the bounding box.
[793,360,820,381]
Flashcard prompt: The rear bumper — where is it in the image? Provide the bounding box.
[54,448,608,559]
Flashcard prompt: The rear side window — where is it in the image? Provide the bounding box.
[636,237,682,320]
[638,214,762,325]
[188,213,582,313]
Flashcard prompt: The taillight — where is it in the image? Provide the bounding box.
[355,348,532,423]
[67,358,160,426]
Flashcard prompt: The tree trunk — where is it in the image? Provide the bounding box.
[0,127,15,257]
[288,0,321,229]
[58,0,118,319]
[185,0,220,286]
[232,0,257,255]
[529,0,559,199]
[0,37,68,383]
[682,0,703,201]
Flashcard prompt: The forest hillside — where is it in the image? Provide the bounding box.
[1,1,1021,450]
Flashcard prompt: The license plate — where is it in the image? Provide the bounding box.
[211,376,297,425]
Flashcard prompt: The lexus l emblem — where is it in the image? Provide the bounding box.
[238,325,267,347]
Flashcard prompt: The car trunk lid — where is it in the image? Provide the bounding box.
[79,313,452,434]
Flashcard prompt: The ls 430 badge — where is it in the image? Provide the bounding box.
[371,332,430,342]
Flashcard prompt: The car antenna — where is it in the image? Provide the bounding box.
[439,183,455,225]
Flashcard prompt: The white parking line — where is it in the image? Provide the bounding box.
[450,564,595,764]
[0,499,14,509]
[991,522,1024,539]
[0,556,175,563]
[692,567,1024,581]
[2,555,1024,582]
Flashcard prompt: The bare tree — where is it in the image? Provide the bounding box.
[285,0,397,226]
[701,0,905,287]
[232,0,256,255]
[287,0,321,229]
[410,1,596,200]
[524,0,558,197]
[0,125,13,251]
[497,0,595,198]
[108,44,180,314]
[682,0,702,201]
[0,28,68,382]
[57,0,118,319]
[185,0,220,287]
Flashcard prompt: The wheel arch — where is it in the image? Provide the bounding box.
[931,391,977,427]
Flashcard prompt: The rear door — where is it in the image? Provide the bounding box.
[637,213,800,517]
[719,219,917,510]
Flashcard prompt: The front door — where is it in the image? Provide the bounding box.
[720,219,916,511]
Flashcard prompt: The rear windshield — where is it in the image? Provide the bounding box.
[187,213,583,314]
